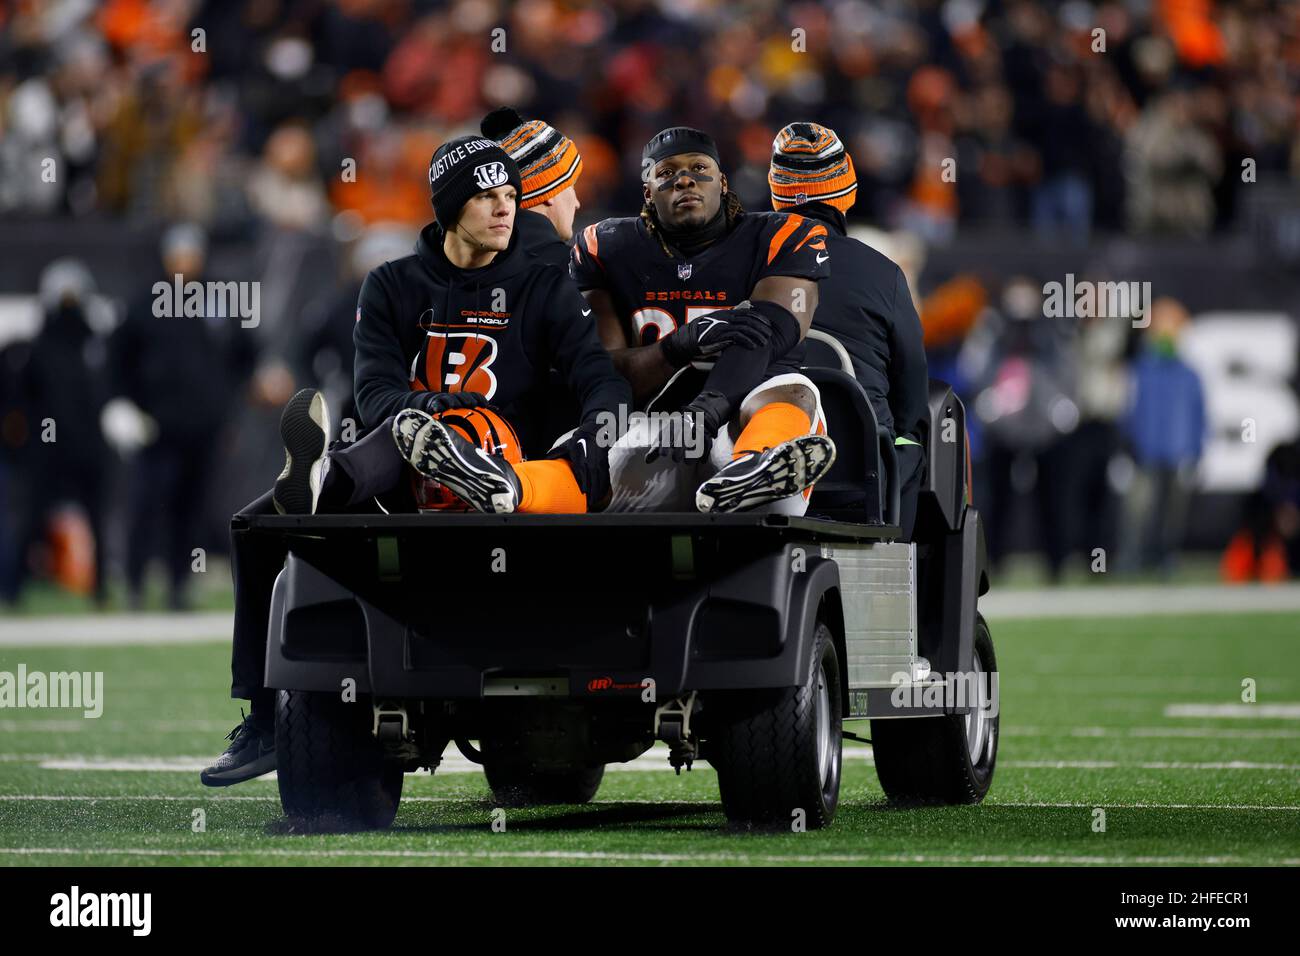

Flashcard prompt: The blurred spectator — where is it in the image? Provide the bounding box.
[1117,297,1207,574]
[294,225,416,430]
[4,259,112,605]
[1222,436,1300,583]
[1125,87,1223,236]
[246,122,331,231]
[108,224,257,609]
[1028,62,1095,244]
[1064,297,1134,564]
[0,0,1291,234]
[965,277,1079,580]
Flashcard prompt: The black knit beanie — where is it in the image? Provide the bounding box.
[428,135,523,227]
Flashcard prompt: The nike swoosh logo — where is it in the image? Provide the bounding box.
[577,438,588,455]
[815,253,829,264]
[581,307,592,316]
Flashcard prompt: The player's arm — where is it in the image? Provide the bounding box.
[571,224,676,404]
[583,288,677,406]
[352,270,447,429]
[687,215,830,412]
[886,265,929,441]
[750,274,818,339]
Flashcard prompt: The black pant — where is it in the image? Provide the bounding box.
[982,439,1070,580]
[229,420,413,709]
[896,441,925,542]
[125,436,219,608]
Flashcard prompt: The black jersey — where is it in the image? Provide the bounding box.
[570,211,830,352]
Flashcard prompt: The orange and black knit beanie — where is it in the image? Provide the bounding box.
[768,122,858,213]
[481,107,583,209]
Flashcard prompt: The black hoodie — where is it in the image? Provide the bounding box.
[352,221,627,455]
[514,208,571,267]
[790,202,928,442]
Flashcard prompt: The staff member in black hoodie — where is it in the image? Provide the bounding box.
[202,137,628,787]
[768,123,929,538]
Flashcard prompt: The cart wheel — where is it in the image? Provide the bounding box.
[483,762,605,807]
[710,621,843,828]
[275,689,404,830]
[870,613,999,805]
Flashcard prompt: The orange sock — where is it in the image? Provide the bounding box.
[734,401,811,459]
[515,459,587,513]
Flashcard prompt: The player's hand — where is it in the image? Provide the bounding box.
[547,422,611,503]
[644,390,731,464]
[423,391,496,415]
[659,310,770,369]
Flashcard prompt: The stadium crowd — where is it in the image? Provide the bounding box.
[1,0,1298,605]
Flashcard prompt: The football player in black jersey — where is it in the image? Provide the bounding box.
[572,126,837,514]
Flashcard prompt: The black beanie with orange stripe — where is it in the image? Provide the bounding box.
[768,122,858,213]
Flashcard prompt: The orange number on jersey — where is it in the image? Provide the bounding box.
[631,305,732,344]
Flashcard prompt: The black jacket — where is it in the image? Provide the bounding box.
[515,209,571,267]
[352,221,627,456]
[792,203,929,442]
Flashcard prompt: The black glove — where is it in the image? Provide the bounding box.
[547,421,611,504]
[659,309,771,369]
[644,390,732,464]
[423,391,496,415]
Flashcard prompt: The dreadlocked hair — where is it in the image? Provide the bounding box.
[641,191,745,257]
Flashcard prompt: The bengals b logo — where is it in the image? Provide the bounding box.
[410,332,499,398]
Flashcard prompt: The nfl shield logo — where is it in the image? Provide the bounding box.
[796,192,808,204]
[678,263,692,281]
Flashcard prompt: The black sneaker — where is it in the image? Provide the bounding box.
[200,711,276,787]
[696,434,836,513]
[273,388,330,515]
[407,418,521,514]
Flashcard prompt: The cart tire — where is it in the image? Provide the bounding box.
[275,689,403,830]
[710,621,843,828]
[870,613,999,805]
[483,763,605,807]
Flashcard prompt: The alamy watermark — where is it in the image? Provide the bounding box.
[50,886,150,936]
[890,668,999,717]
[595,406,706,460]
[152,274,260,328]
[1043,273,1151,328]
[0,665,103,718]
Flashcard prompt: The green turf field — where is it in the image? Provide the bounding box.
[0,609,1297,866]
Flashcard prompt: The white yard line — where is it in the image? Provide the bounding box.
[6,751,1297,773]
[2,795,1296,811]
[980,583,1300,619]
[0,719,232,733]
[1003,726,1300,739]
[5,721,1295,740]
[1005,759,1300,770]
[0,612,231,646]
[0,846,1294,866]
[1165,703,1300,719]
[1,582,1296,648]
